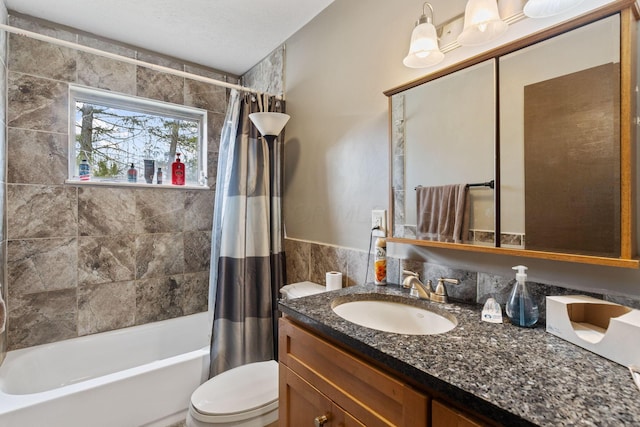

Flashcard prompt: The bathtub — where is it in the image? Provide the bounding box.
[0,311,211,427]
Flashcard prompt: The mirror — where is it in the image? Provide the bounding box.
[499,15,620,257]
[388,8,637,267]
[392,60,495,244]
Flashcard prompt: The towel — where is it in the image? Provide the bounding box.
[416,184,469,243]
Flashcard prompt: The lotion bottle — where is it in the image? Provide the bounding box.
[505,265,538,327]
[171,153,185,185]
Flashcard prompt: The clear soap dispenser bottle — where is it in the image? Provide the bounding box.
[505,265,538,327]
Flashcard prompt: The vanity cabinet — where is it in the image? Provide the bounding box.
[279,317,428,426]
[279,318,489,427]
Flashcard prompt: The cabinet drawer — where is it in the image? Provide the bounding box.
[279,318,429,427]
[432,400,487,427]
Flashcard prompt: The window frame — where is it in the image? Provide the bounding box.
[67,84,208,188]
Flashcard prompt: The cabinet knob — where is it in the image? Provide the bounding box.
[314,414,330,426]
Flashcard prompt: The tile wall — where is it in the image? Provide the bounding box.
[0,1,7,364]
[4,13,236,350]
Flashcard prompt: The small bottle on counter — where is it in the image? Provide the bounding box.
[156,167,163,184]
[171,153,185,185]
[127,163,137,183]
[374,237,387,285]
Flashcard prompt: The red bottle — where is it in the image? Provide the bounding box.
[171,153,185,185]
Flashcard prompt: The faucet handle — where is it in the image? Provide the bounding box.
[432,277,460,303]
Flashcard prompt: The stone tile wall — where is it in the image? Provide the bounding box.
[284,238,640,322]
[0,1,7,365]
[5,14,235,350]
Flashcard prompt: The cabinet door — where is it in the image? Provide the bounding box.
[280,365,332,427]
[432,400,486,427]
[280,364,366,427]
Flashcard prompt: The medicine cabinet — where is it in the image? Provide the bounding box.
[385,1,639,268]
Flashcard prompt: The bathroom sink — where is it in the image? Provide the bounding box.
[331,295,457,335]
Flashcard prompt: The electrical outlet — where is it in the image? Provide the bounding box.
[371,209,387,236]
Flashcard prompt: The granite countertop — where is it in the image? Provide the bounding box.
[278,284,640,427]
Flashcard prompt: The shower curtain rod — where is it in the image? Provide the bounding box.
[0,23,281,99]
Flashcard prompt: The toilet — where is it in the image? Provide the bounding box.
[187,281,327,427]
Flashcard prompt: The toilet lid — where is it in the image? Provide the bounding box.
[192,360,278,417]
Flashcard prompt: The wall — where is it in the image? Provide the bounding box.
[243,45,285,97]
[5,14,233,350]
[0,0,7,364]
[282,0,640,302]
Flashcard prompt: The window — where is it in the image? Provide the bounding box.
[68,85,208,187]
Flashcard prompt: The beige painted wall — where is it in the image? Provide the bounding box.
[283,0,640,298]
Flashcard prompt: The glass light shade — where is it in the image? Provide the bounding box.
[249,112,290,137]
[523,0,584,18]
[457,0,508,46]
[403,22,444,68]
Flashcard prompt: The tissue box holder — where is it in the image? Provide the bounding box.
[546,295,640,367]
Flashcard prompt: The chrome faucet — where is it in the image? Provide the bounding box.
[402,270,460,303]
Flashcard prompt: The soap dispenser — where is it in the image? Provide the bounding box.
[505,265,539,327]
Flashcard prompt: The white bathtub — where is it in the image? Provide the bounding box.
[0,312,211,427]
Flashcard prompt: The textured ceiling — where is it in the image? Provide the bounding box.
[4,0,335,76]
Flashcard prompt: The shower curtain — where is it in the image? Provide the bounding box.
[209,89,286,376]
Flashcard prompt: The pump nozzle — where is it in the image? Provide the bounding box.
[512,265,528,282]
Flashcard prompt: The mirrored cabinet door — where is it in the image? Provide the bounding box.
[499,15,621,257]
[392,59,496,244]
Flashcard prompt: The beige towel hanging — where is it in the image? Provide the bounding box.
[416,184,469,243]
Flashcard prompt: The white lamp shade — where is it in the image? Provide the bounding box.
[249,112,290,137]
[403,22,444,68]
[523,0,584,18]
[457,0,508,46]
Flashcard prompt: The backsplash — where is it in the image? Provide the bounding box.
[4,13,234,350]
[284,238,640,322]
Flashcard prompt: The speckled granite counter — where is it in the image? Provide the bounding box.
[278,284,640,427]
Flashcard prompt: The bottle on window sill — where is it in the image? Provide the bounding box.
[79,158,90,181]
[172,153,185,185]
[127,163,137,183]
[157,167,163,184]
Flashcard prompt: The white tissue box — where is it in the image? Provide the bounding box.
[546,295,640,367]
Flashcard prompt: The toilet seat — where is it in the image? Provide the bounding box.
[190,360,279,424]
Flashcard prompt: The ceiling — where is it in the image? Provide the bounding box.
[4,0,335,76]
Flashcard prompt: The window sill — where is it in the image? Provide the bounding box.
[65,179,210,190]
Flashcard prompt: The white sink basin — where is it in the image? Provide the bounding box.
[332,298,457,335]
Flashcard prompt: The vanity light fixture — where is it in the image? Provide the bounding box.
[457,0,508,46]
[523,0,585,18]
[403,2,444,69]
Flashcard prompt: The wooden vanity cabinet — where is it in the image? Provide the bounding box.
[279,317,493,427]
[279,317,429,426]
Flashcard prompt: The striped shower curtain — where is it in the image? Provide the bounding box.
[209,90,286,376]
